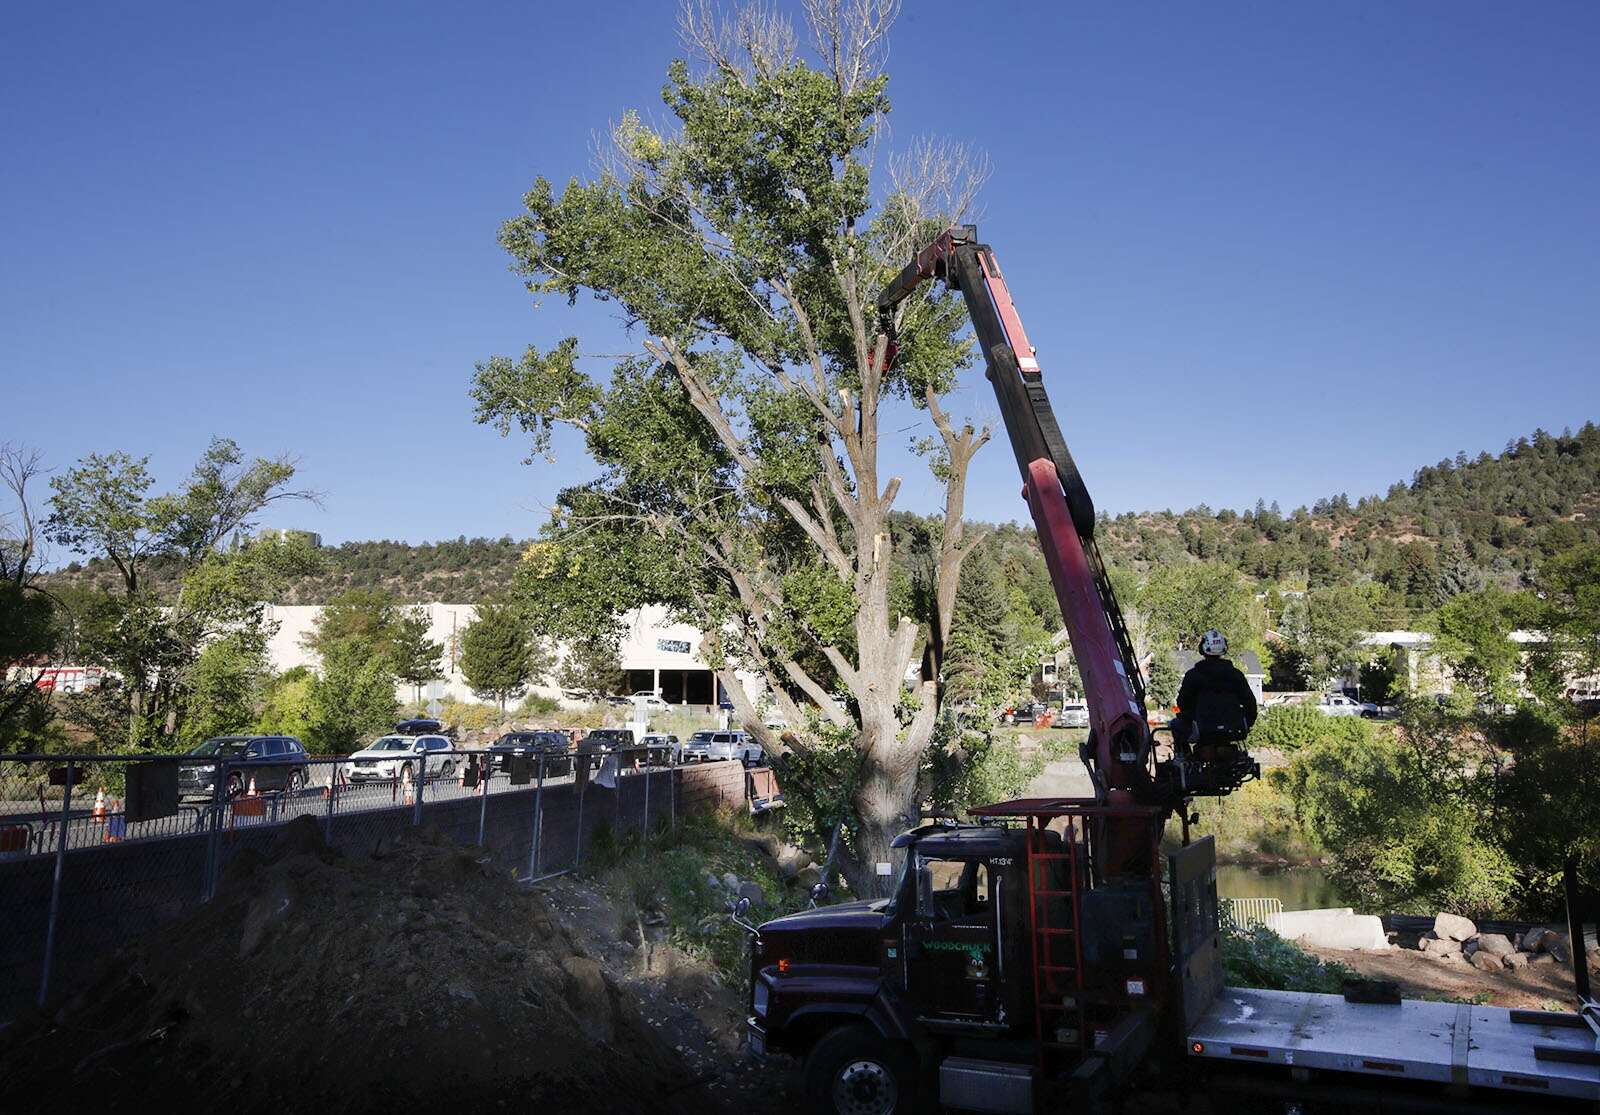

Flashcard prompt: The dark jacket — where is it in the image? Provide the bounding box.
[1176,656,1258,732]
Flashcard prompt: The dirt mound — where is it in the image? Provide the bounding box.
[0,817,720,1114]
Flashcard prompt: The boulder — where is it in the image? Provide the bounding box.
[1529,952,1557,966]
[1503,951,1529,970]
[721,871,741,893]
[1519,927,1549,952]
[1434,912,1477,942]
[560,956,614,1041]
[1546,933,1572,965]
[737,881,766,906]
[1470,950,1505,973]
[703,871,722,891]
[1473,933,1515,958]
[1463,939,1479,957]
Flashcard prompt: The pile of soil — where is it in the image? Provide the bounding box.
[0,818,720,1114]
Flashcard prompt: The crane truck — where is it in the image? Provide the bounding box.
[739,226,1600,1114]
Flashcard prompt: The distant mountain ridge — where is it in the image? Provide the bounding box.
[45,421,1599,604]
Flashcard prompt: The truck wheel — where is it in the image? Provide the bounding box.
[804,1025,915,1115]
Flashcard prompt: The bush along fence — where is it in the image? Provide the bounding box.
[0,747,756,1022]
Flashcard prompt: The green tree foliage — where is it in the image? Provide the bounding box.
[1526,543,1600,705]
[307,644,397,754]
[42,439,313,750]
[179,631,271,748]
[1357,646,1401,706]
[1282,722,1517,916]
[1277,584,1374,687]
[557,635,623,699]
[391,606,444,703]
[1429,587,1536,705]
[0,445,67,751]
[255,667,315,740]
[1147,653,1180,711]
[459,598,543,712]
[470,7,996,894]
[1137,562,1257,658]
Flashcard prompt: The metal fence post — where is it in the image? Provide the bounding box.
[37,759,75,1008]
[324,757,337,844]
[527,752,546,880]
[204,760,228,902]
[476,753,490,847]
[412,748,425,827]
[574,752,587,869]
[669,753,676,836]
[642,751,651,839]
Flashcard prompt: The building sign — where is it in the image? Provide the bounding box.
[656,638,691,654]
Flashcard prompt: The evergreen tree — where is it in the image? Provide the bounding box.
[460,598,543,712]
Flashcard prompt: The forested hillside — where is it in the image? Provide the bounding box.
[45,422,1599,618]
[1098,423,1599,607]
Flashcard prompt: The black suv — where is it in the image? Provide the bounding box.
[179,735,311,799]
[488,731,572,777]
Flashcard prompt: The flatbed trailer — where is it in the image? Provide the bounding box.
[1190,987,1600,1104]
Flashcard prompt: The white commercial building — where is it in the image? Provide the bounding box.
[261,602,759,709]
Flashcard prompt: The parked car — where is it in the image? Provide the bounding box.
[179,735,311,800]
[394,718,446,736]
[707,730,762,765]
[488,731,572,777]
[1052,701,1090,729]
[1314,693,1364,717]
[344,734,456,783]
[581,728,635,751]
[628,692,670,711]
[639,733,680,764]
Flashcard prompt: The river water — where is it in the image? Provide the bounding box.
[1215,863,1351,911]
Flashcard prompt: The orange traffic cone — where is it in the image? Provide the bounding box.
[247,775,259,797]
[92,788,106,820]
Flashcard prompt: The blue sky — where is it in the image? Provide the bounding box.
[4,1,1596,550]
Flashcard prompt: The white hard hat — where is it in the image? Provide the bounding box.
[1200,629,1228,657]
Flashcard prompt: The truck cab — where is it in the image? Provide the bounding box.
[747,802,1175,1115]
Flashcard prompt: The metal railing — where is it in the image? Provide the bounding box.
[1221,895,1283,931]
[0,743,730,1021]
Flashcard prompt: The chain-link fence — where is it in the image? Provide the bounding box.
[0,744,752,1022]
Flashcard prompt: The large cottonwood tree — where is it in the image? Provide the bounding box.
[473,0,990,893]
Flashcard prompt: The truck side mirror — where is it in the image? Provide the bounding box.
[809,882,829,903]
[733,896,752,919]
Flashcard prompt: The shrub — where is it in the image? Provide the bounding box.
[1247,702,1377,754]
[1223,926,1353,993]
[516,693,560,716]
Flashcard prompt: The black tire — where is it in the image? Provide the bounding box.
[400,761,413,782]
[440,760,454,780]
[286,769,306,794]
[803,1025,915,1115]
[226,772,244,799]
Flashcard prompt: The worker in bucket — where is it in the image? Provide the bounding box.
[1169,629,1257,760]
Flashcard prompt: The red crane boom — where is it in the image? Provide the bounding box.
[877,226,1255,869]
